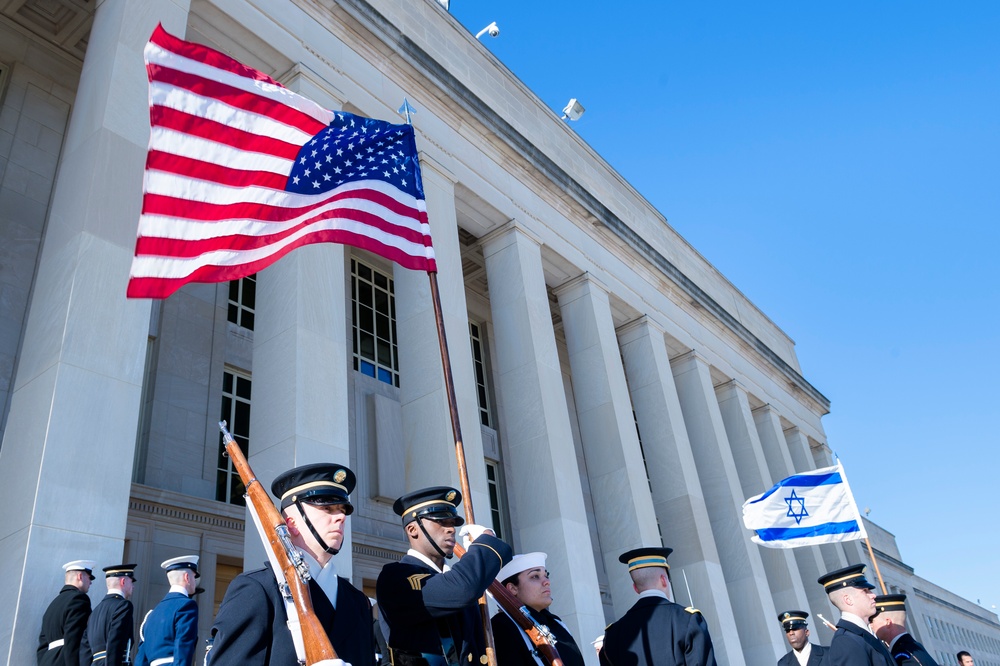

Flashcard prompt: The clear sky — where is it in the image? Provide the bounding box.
[447,2,1000,615]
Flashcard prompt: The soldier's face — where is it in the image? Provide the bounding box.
[300,502,349,553]
[848,587,877,618]
[507,567,552,612]
[960,657,975,666]
[419,517,457,557]
[785,626,809,651]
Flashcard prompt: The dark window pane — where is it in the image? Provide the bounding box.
[228,303,238,324]
[223,373,233,395]
[358,306,374,336]
[358,263,371,281]
[234,401,251,433]
[229,280,239,302]
[243,277,256,309]
[376,313,390,340]
[359,331,375,360]
[236,376,252,400]
[242,311,255,331]
[358,282,373,308]
[377,340,392,366]
[374,288,389,314]
[374,271,387,290]
[216,469,228,502]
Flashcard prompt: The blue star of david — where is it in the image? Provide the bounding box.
[785,490,808,524]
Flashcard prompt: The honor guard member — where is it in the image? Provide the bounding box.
[599,548,717,666]
[375,486,512,666]
[818,564,895,666]
[81,563,137,666]
[490,552,586,666]
[135,555,200,666]
[869,594,938,666]
[777,610,827,666]
[209,463,375,666]
[38,560,95,666]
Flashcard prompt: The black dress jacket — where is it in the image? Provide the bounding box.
[38,585,92,666]
[80,593,134,665]
[890,633,938,666]
[209,565,376,666]
[777,643,827,666]
[825,620,895,666]
[599,595,716,666]
[490,607,585,666]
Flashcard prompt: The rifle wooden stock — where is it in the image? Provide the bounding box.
[453,544,564,666]
[220,423,338,664]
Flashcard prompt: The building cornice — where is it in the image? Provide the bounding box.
[326,0,830,412]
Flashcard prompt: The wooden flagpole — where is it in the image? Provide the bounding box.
[864,537,888,595]
[428,265,498,666]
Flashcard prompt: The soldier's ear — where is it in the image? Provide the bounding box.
[285,512,301,537]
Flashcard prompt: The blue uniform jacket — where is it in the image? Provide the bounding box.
[891,633,938,666]
[599,595,717,666]
[825,620,895,666]
[375,535,511,666]
[135,592,199,666]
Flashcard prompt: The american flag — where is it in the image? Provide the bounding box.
[127,24,436,299]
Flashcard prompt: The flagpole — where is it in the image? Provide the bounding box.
[427,270,499,666]
[836,459,888,594]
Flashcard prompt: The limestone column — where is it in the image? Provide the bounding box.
[785,428,853,571]
[480,223,605,653]
[753,406,836,634]
[617,317,741,666]
[394,158,489,518]
[715,381,805,656]
[0,3,190,663]
[671,351,775,666]
[552,275,660,615]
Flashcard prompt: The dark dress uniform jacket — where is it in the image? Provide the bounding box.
[38,585,92,666]
[598,595,716,666]
[376,535,512,666]
[134,592,198,666]
[890,633,938,666]
[80,593,135,666]
[491,607,585,666]
[208,565,376,666]
[824,620,895,666]
[777,644,827,666]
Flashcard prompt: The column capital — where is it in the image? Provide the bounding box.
[479,219,543,257]
[417,151,458,184]
[671,348,710,369]
[279,63,345,108]
[551,271,610,303]
[714,377,747,395]
[751,402,780,418]
[616,314,665,341]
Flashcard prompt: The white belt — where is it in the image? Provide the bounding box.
[151,658,174,666]
[48,639,65,650]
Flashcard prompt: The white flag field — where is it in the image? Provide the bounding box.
[741,462,867,549]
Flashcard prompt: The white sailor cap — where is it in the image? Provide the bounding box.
[497,552,547,584]
[160,555,200,578]
[63,560,97,580]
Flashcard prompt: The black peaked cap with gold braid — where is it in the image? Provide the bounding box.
[271,463,356,514]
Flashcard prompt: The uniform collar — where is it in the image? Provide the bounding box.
[407,548,450,573]
[840,612,873,633]
[168,585,190,596]
[637,589,669,601]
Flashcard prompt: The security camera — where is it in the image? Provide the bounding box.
[476,22,500,39]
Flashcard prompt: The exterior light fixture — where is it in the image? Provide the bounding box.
[561,98,585,121]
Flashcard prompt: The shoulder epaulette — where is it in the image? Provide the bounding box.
[685,606,701,615]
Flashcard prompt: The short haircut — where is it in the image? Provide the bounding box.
[957,652,971,662]
[630,566,664,591]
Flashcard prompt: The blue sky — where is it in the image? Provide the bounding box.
[447,2,1000,615]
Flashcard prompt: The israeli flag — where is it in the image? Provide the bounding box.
[742,462,867,548]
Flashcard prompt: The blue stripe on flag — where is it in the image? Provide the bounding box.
[754,520,861,542]
[748,471,843,504]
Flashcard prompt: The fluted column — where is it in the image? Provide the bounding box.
[480,223,605,655]
[671,351,777,666]
[617,317,741,665]
[394,158,489,518]
[0,3,190,663]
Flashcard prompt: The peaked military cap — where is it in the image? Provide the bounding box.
[63,560,97,581]
[818,563,875,592]
[271,463,356,513]
[103,563,137,581]
[778,610,809,630]
[871,593,907,618]
[161,555,200,579]
[618,547,673,571]
[393,486,465,526]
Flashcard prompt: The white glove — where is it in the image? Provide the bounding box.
[458,523,493,549]
[314,660,351,666]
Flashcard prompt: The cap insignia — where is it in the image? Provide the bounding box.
[446,490,457,502]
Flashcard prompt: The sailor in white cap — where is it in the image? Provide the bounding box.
[38,560,96,666]
[135,555,200,666]
[490,552,585,666]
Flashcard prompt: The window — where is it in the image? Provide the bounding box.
[351,259,398,387]
[485,461,509,541]
[228,274,257,330]
[217,370,251,505]
[469,322,492,427]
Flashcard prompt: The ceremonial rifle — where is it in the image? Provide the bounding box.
[219,420,338,665]
[453,544,564,666]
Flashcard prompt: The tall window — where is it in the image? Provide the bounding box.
[228,274,256,330]
[217,370,251,505]
[351,259,399,387]
[469,322,492,427]
[485,461,509,541]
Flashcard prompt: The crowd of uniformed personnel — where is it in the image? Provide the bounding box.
[38,463,965,666]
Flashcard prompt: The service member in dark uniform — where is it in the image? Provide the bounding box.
[135,555,200,666]
[869,594,938,666]
[776,610,827,666]
[38,559,95,666]
[818,564,895,666]
[599,547,717,666]
[375,486,512,666]
[81,563,137,665]
[209,463,375,666]
[490,552,585,666]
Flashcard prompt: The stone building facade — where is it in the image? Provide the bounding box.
[1,1,996,665]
